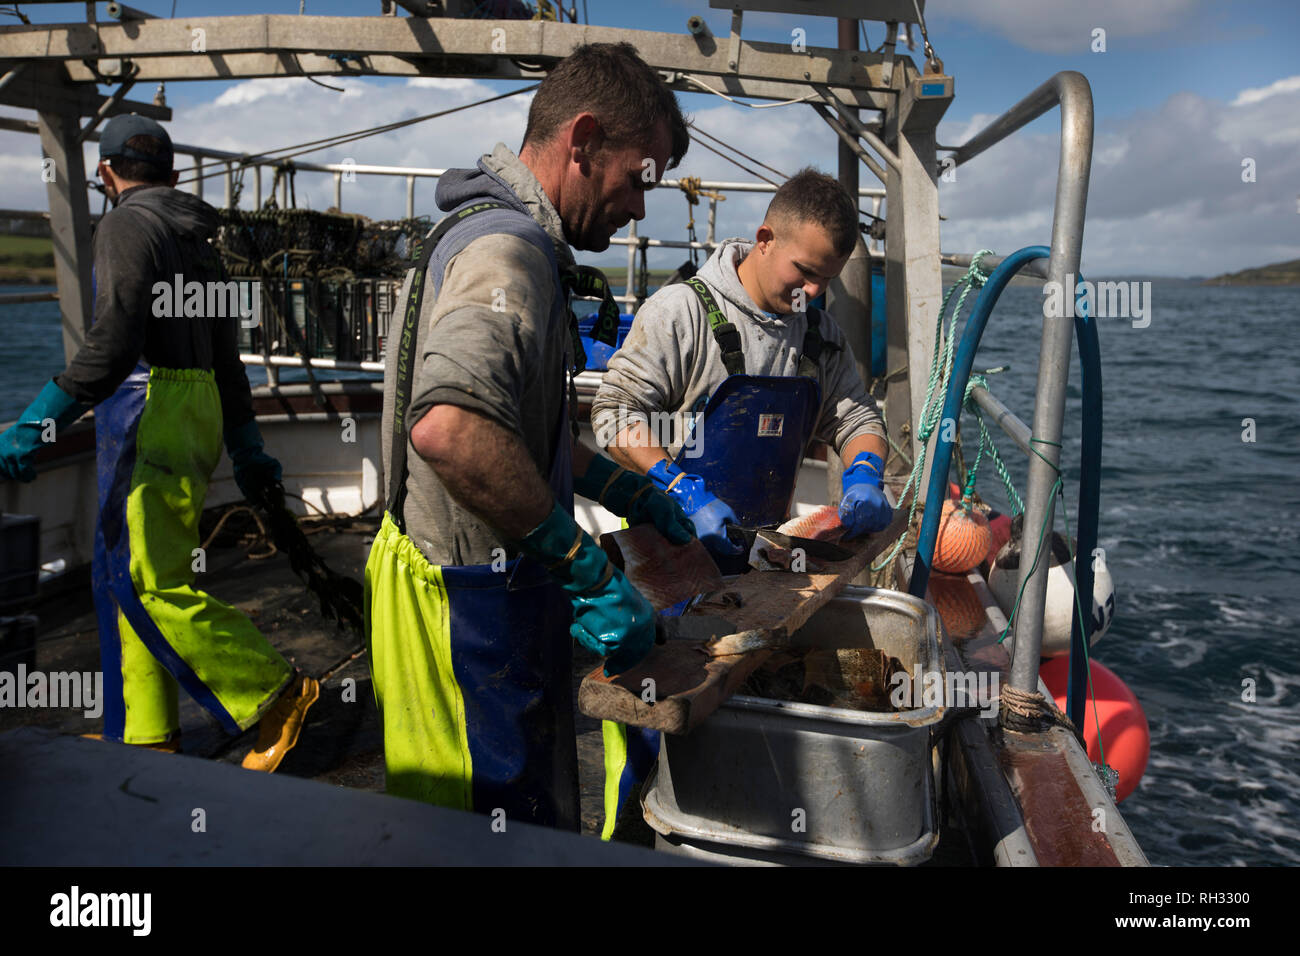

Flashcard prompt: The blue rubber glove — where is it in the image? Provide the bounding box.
[647,459,743,557]
[0,380,88,483]
[839,450,893,539]
[225,419,283,503]
[520,501,656,676]
[574,453,695,545]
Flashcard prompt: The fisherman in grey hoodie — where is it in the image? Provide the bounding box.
[590,168,894,841]
[592,168,892,552]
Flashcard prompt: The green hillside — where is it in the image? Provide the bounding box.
[0,234,56,283]
[1203,258,1300,286]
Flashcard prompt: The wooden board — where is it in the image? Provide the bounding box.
[600,524,723,612]
[578,508,909,734]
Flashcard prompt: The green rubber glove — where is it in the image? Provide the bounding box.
[225,418,283,503]
[574,453,695,545]
[520,501,656,676]
[0,380,88,483]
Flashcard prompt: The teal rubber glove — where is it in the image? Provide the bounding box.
[520,501,656,676]
[574,453,695,545]
[0,380,87,482]
[839,450,893,539]
[646,459,744,557]
[225,419,283,503]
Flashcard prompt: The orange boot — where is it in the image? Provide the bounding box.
[80,733,181,753]
[241,672,320,773]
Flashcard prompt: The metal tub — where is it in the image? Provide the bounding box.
[642,586,943,865]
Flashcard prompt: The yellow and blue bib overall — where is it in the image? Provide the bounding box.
[364,201,581,829]
[94,362,293,744]
[601,373,821,838]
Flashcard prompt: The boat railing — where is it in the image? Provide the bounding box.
[1,108,886,356]
[921,71,1095,704]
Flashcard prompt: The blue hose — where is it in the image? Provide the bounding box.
[907,246,1103,724]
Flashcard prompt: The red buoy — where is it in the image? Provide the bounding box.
[1039,657,1149,803]
[986,510,1012,566]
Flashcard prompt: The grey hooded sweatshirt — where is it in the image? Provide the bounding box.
[381,143,575,566]
[591,238,884,460]
[56,184,254,432]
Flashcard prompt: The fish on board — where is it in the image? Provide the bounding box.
[777,505,847,543]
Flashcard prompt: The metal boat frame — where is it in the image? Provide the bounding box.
[0,1,1145,866]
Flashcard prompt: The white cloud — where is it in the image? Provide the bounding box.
[937,0,1203,54]
[405,77,479,91]
[933,77,1300,275]
[1231,75,1300,107]
[2,66,1296,278]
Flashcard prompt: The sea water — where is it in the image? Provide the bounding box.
[3,280,1298,866]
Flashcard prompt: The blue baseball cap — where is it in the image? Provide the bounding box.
[99,114,173,172]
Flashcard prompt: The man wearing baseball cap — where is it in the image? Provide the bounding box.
[0,113,318,770]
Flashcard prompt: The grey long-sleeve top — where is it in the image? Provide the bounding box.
[591,238,884,460]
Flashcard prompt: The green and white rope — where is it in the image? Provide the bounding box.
[961,372,1024,514]
[873,250,995,572]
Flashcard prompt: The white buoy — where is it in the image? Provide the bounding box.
[987,517,1115,657]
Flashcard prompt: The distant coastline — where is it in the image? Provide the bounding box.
[4,231,1296,288]
[1200,258,1300,286]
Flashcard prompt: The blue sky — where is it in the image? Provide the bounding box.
[2,0,1298,276]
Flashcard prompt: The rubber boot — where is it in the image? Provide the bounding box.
[80,732,181,754]
[241,672,320,773]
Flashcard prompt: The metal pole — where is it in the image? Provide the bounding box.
[193,154,203,199]
[968,384,1032,456]
[405,175,415,218]
[829,16,865,526]
[1003,73,1094,699]
[37,107,95,364]
[884,85,945,473]
[224,160,233,208]
[625,218,637,309]
[813,82,901,171]
[333,171,342,210]
[812,103,888,185]
[0,64,27,93]
[706,196,717,245]
[254,166,262,208]
[944,251,1051,281]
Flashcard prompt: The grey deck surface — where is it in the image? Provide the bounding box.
[0,728,684,866]
[1,512,644,859]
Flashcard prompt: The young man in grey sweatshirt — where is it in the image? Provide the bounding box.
[591,168,893,553]
[589,168,895,841]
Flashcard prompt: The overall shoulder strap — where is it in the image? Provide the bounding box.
[386,200,518,533]
[796,307,842,381]
[685,276,745,376]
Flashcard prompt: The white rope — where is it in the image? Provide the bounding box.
[679,73,818,109]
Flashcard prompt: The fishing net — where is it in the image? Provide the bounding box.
[216,208,431,279]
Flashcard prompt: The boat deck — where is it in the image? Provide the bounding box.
[3,503,976,863]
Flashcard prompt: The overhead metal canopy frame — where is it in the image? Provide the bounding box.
[0,5,944,398]
[0,13,905,108]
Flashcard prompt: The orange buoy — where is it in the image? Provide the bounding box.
[1039,657,1149,803]
[927,572,989,639]
[934,498,993,573]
